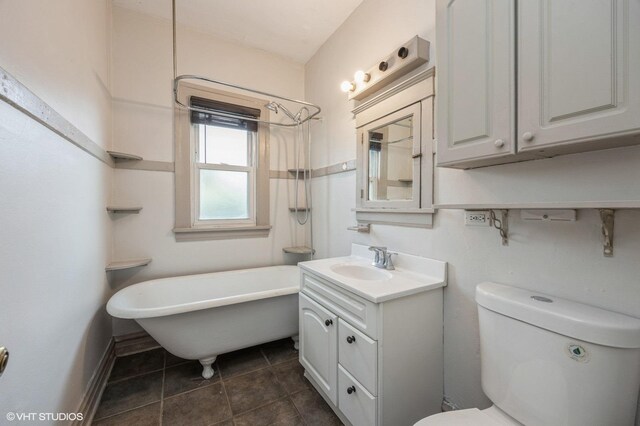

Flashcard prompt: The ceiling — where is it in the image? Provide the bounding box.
[112,0,364,63]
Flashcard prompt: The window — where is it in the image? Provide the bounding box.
[174,84,270,240]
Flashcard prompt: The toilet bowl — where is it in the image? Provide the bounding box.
[415,405,520,426]
[414,282,640,426]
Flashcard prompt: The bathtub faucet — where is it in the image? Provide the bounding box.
[368,246,396,270]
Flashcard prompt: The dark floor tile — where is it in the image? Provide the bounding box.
[165,350,190,368]
[232,398,298,426]
[164,360,219,397]
[94,371,163,420]
[272,416,304,426]
[261,338,298,366]
[92,402,160,426]
[211,421,234,426]
[224,368,286,415]
[273,359,312,395]
[162,383,231,426]
[291,389,343,426]
[217,346,269,379]
[108,348,165,382]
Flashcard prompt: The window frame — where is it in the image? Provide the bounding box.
[174,82,271,241]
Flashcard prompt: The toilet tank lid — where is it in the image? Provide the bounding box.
[476,282,640,348]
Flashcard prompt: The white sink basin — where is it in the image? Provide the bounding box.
[330,264,392,281]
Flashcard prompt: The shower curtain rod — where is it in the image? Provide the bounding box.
[171,0,321,128]
[173,75,322,127]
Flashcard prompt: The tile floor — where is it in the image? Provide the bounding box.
[92,338,343,425]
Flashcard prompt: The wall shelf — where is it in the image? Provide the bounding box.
[105,258,151,272]
[107,151,143,161]
[283,246,315,255]
[436,202,640,257]
[435,201,640,210]
[106,206,143,213]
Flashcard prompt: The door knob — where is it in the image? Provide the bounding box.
[324,319,333,326]
[0,347,9,377]
[522,132,535,142]
[347,385,356,394]
[346,336,356,344]
[494,139,505,148]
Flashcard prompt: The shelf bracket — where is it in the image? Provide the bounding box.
[490,209,509,246]
[599,209,615,257]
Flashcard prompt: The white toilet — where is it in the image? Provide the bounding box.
[416,282,640,426]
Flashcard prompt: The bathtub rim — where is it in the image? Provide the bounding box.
[107,265,300,320]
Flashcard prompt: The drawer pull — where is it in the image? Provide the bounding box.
[347,385,356,394]
[346,336,356,344]
[325,319,333,326]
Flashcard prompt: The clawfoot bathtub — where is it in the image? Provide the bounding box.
[107,265,299,378]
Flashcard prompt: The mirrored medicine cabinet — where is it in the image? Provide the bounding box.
[354,68,435,228]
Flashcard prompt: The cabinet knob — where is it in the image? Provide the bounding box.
[324,319,333,327]
[494,139,505,148]
[346,336,356,344]
[347,386,356,394]
[522,132,535,142]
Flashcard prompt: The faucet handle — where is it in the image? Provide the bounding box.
[368,246,387,252]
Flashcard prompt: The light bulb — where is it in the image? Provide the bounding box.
[340,80,355,93]
[354,70,370,83]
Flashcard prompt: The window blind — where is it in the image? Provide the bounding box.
[190,96,261,132]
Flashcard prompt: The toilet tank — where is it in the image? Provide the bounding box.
[476,282,640,426]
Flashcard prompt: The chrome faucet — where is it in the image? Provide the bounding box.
[368,246,396,270]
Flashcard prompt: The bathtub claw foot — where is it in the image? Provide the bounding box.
[291,335,299,351]
[199,356,217,379]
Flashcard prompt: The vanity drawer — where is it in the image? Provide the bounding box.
[338,364,377,426]
[301,272,378,338]
[338,319,377,395]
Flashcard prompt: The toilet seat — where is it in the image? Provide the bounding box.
[414,406,521,426]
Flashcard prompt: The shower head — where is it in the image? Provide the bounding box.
[264,101,301,122]
[265,101,279,114]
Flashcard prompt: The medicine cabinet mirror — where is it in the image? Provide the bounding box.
[354,68,435,228]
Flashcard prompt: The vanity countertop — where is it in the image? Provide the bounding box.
[298,244,447,303]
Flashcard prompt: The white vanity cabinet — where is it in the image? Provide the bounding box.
[436,0,640,169]
[298,246,446,426]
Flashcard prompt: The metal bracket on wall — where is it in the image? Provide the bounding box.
[490,209,509,246]
[347,223,371,233]
[599,209,615,257]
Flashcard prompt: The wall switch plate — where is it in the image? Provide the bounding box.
[464,210,491,226]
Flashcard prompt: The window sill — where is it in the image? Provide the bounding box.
[173,225,272,241]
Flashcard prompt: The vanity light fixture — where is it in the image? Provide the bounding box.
[354,70,371,83]
[340,80,356,93]
[341,36,430,100]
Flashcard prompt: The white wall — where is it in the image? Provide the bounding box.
[305,0,640,417]
[110,6,309,335]
[0,0,113,418]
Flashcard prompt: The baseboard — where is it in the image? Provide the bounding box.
[74,339,116,425]
[114,330,160,356]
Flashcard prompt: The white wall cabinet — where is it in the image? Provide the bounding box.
[436,0,640,169]
[299,271,443,426]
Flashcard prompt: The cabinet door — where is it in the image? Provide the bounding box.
[518,0,640,153]
[436,0,516,167]
[299,293,338,404]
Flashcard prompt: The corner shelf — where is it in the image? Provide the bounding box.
[107,151,143,161]
[283,246,315,255]
[105,258,152,272]
[106,206,143,213]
